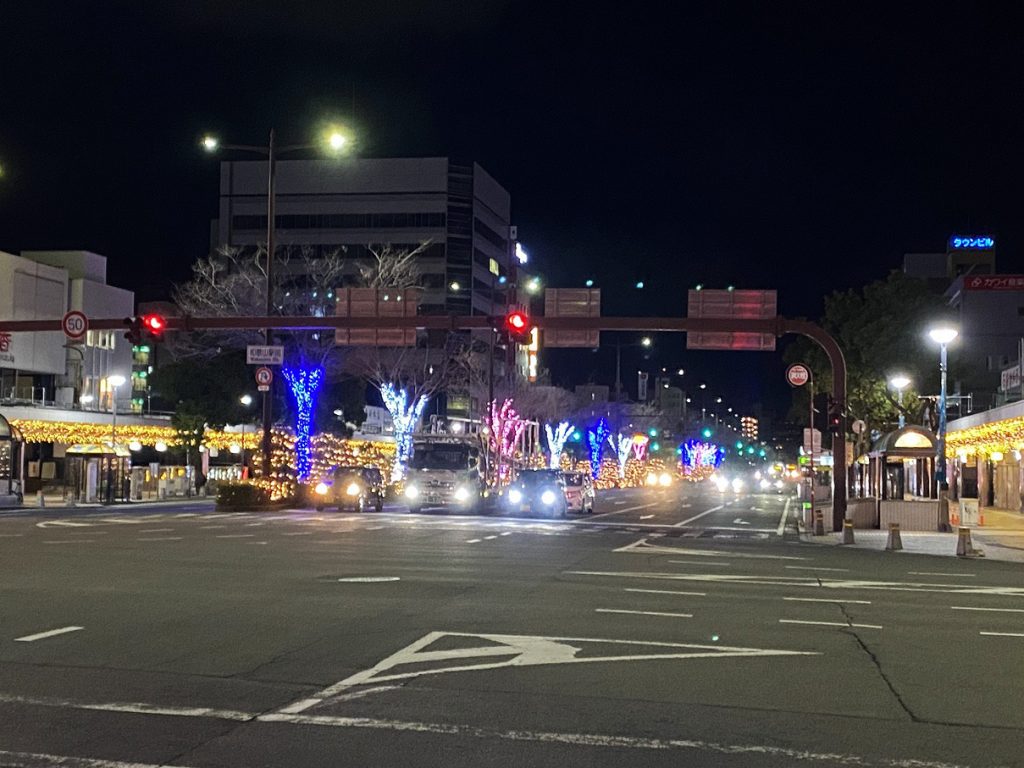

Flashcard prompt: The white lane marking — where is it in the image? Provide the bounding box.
[248,541,269,545]
[732,518,751,525]
[484,535,498,540]
[785,566,850,573]
[291,631,817,709]
[910,572,975,577]
[612,539,806,560]
[0,750,202,768]
[779,620,882,629]
[331,684,401,702]
[639,514,655,520]
[596,608,693,619]
[980,631,1024,637]
[499,531,512,536]
[784,597,872,605]
[199,525,227,529]
[673,504,725,527]
[668,560,731,567]
[337,576,401,583]
[137,537,183,542]
[952,606,1024,613]
[566,570,1024,595]
[139,528,174,533]
[43,540,95,544]
[281,531,313,536]
[587,502,658,520]
[257,713,965,768]
[216,534,255,538]
[15,626,83,642]
[0,533,23,537]
[36,519,93,528]
[466,538,482,543]
[625,588,706,597]
[0,690,251,721]
[776,497,791,536]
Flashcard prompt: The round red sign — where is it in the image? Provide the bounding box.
[61,310,88,340]
[786,363,810,387]
[255,366,273,386]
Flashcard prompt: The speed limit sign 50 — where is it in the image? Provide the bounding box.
[62,310,88,341]
[786,363,811,387]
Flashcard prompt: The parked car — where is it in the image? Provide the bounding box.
[563,471,595,514]
[504,469,568,517]
[314,466,385,512]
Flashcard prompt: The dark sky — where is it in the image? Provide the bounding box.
[3,1,1022,422]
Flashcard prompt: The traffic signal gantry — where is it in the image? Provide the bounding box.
[2,288,849,530]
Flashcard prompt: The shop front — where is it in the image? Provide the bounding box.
[0,413,25,506]
[64,443,131,503]
[849,426,941,530]
[946,401,1024,514]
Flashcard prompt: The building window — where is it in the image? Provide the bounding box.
[232,212,447,231]
[473,218,507,250]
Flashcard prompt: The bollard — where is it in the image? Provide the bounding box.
[885,522,903,551]
[813,509,825,536]
[955,527,984,557]
[36,491,45,509]
[840,519,855,545]
[66,494,75,508]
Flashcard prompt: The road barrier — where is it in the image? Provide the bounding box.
[840,519,855,545]
[885,522,902,551]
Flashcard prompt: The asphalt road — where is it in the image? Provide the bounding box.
[0,484,1022,767]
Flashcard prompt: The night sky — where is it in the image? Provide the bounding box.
[3,1,1022,421]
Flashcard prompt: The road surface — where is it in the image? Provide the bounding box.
[0,483,1021,767]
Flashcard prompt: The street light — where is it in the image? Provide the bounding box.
[240,394,253,407]
[239,394,255,478]
[614,336,654,400]
[889,374,911,429]
[201,123,354,476]
[928,326,959,488]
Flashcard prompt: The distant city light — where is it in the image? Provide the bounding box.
[585,278,594,287]
[635,281,645,289]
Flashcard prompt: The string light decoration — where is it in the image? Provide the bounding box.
[10,419,242,451]
[680,439,724,481]
[544,421,574,469]
[381,383,429,480]
[488,399,527,483]
[946,416,1024,458]
[609,433,635,479]
[631,434,650,461]
[281,366,325,481]
[586,418,611,479]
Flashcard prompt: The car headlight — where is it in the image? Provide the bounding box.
[508,489,523,504]
[646,472,659,486]
[454,486,470,502]
[346,482,362,496]
[541,490,557,505]
[732,478,744,492]
[658,472,672,487]
[404,484,420,499]
[760,479,771,490]
[315,482,329,496]
[775,480,784,489]
[713,475,729,492]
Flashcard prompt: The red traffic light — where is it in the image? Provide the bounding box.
[141,314,166,335]
[504,311,532,344]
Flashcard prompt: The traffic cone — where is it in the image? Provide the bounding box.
[813,509,825,536]
[840,519,855,544]
[885,522,902,551]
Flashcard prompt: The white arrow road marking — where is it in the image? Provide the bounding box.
[613,538,806,560]
[280,631,817,714]
[779,619,882,630]
[567,570,1024,596]
[36,520,93,528]
[732,518,751,525]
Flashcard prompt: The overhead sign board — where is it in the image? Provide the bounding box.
[687,289,776,351]
[543,288,601,348]
[1001,364,1021,392]
[786,363,811,387]
[963,275,1024,291]
[949,236,995,250]
[62,311,88,341]
[335,288,419,347]
[247,345,285,365]
[803,428,822,454]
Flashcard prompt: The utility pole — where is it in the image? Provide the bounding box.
[260,129,277,478]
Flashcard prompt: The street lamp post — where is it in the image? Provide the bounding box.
[614,336,652,400]
[889,374,911,429]
[928,327,959,488]
[106,374,126,504]
[202,127,350,477]
[239,394,254,479]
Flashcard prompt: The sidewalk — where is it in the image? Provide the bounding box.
[799,507,1024,563]
[4,493,215,512]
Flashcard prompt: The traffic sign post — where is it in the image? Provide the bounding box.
[255,366,273,392]
[61,311,88,341]
[787,363,817,526]
[786,363,810,388]
[247,345,285,365]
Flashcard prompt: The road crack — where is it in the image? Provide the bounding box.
[837,603,918,722]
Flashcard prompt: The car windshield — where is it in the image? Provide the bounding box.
[409,445,472,470]
[333,467,363,478]
[517,470,562,485]
[563,474,585,486]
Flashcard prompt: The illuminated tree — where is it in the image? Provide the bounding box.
[281,366,325,481]
[631,434,650,461]
[610,433,635,479]
[545,421,574,469]
[488,399,527,482]
[586,419,611,479]
[380,383,429,480]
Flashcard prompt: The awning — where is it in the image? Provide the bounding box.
[65,443,132,458]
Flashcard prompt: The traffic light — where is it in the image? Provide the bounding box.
[504,310,533,344]
[123,314,167,346]
[827,397,844,435]
[141,314,166,336]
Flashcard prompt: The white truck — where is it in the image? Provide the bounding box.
[402,437,485,513]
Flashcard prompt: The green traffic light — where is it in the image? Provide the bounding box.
[648,428,658,437]
[735,441,743,450]
[702,428,712,439]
